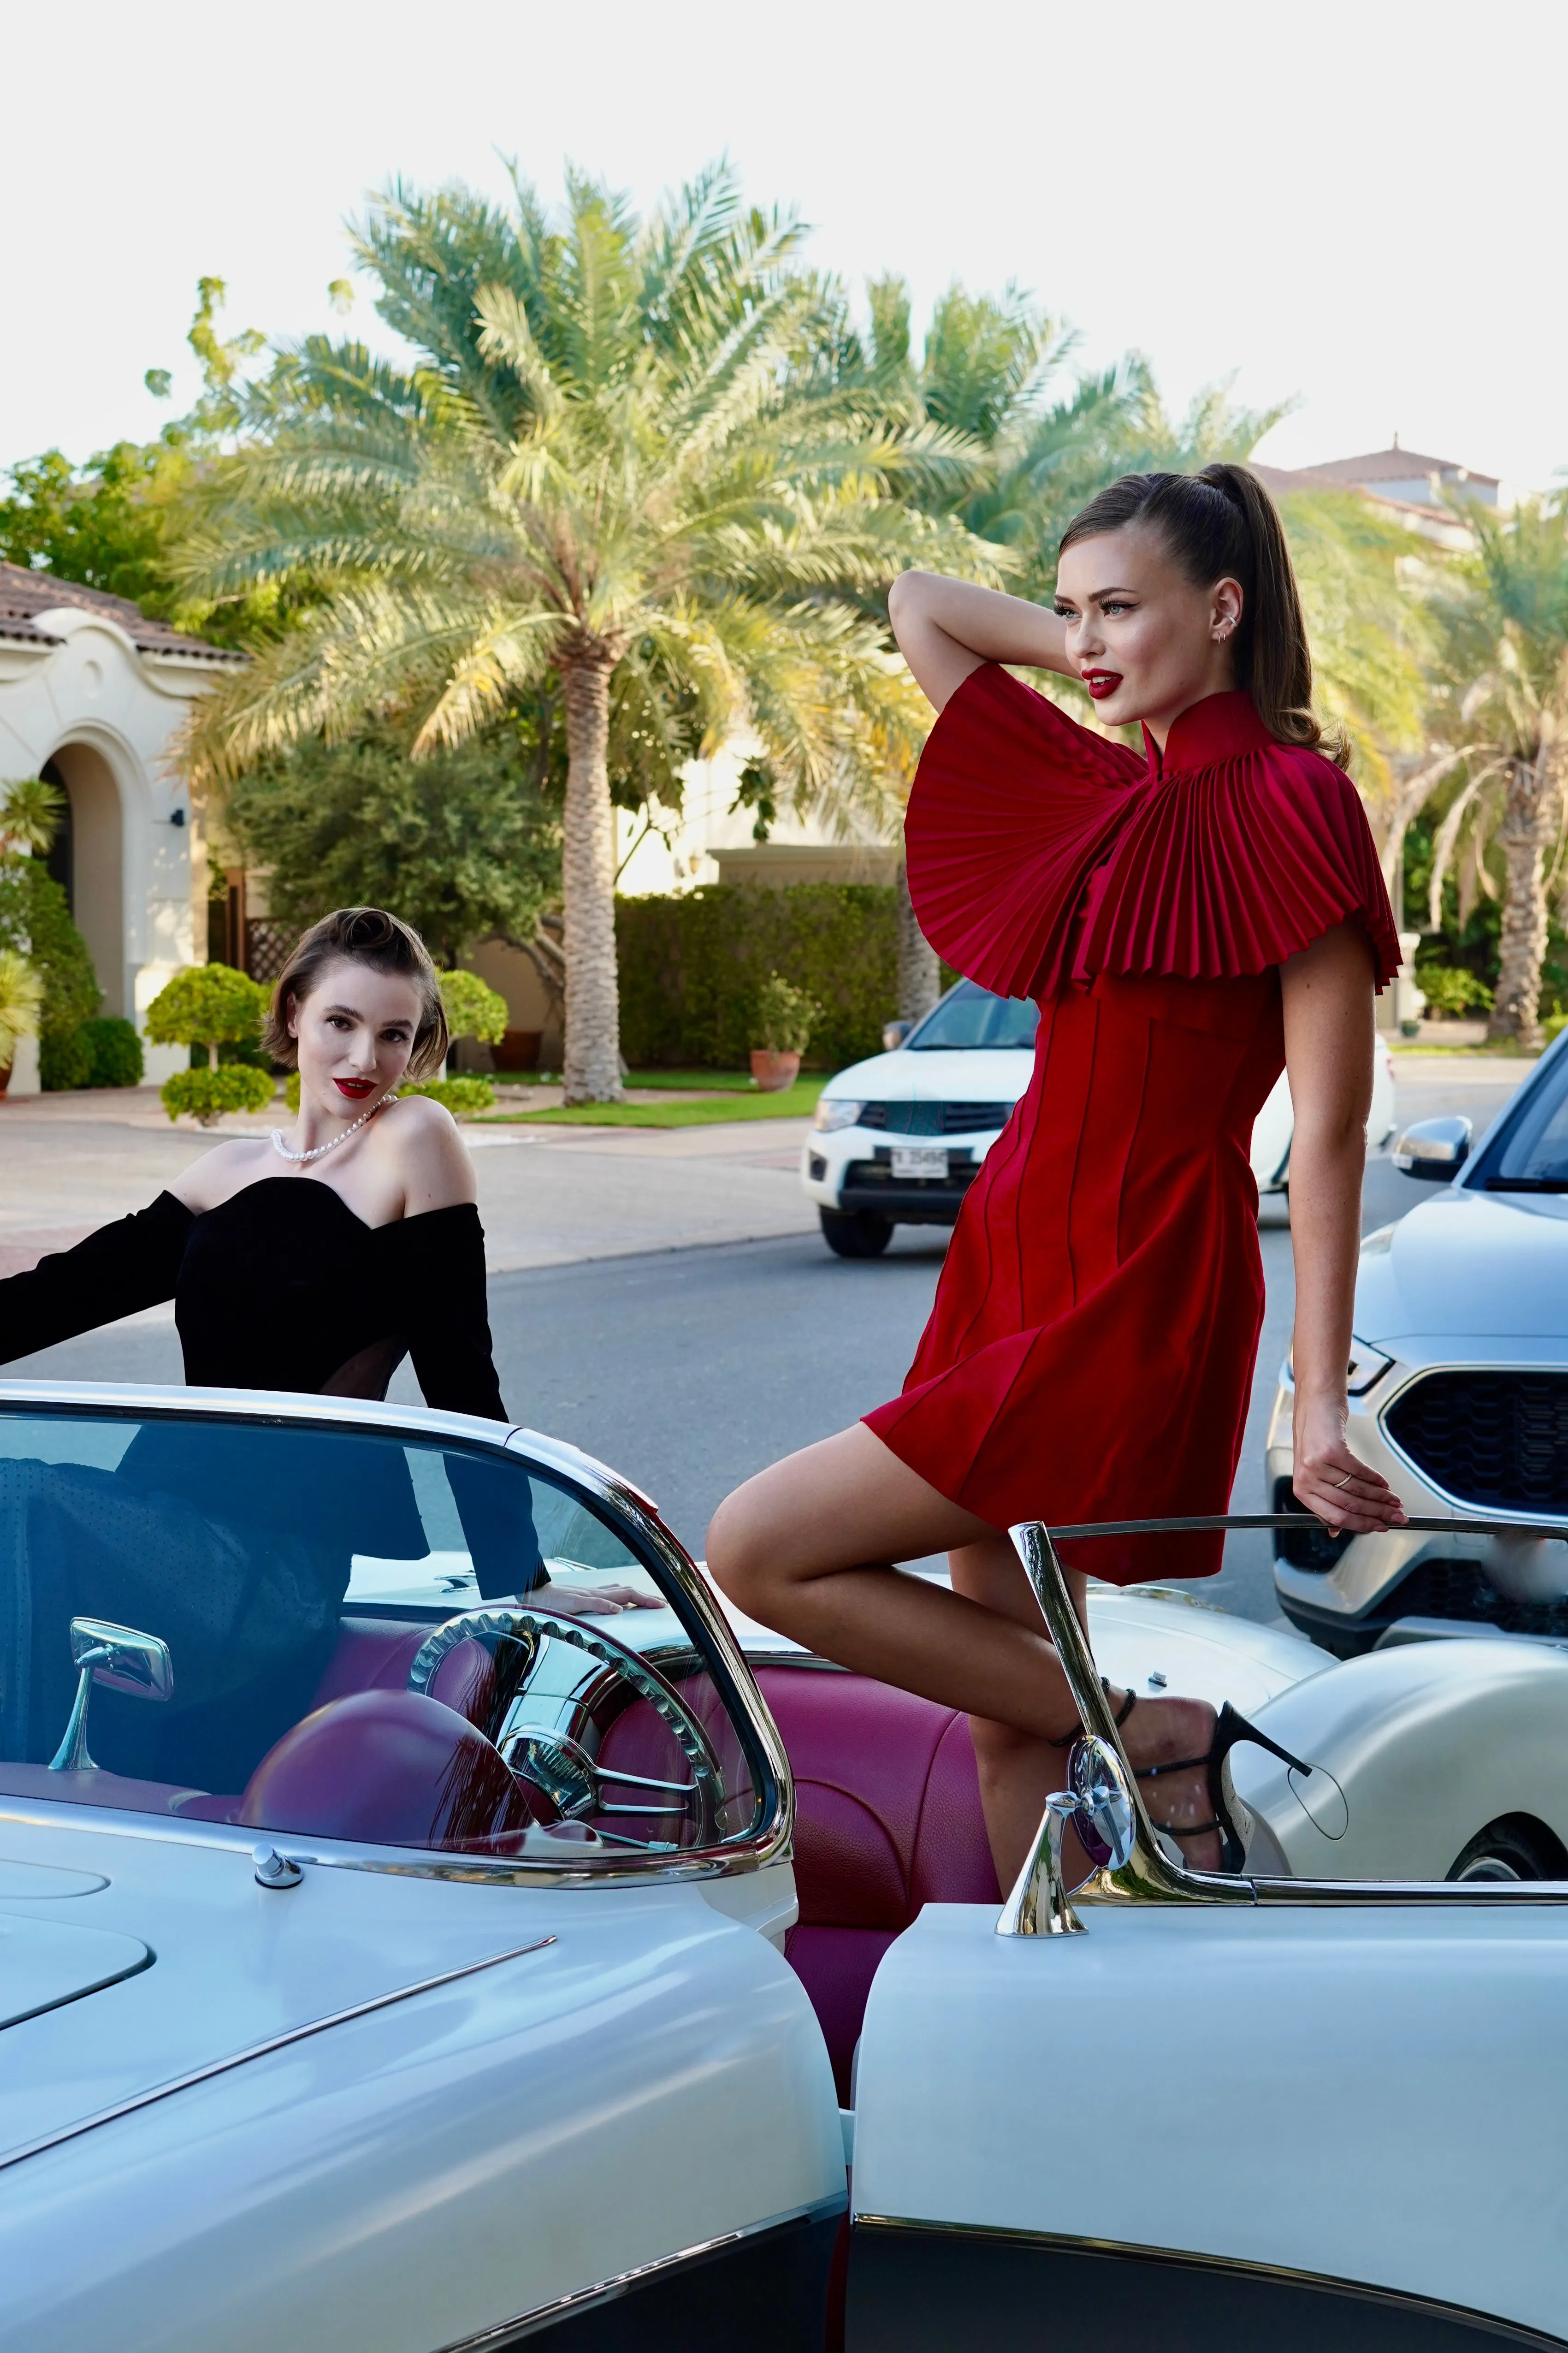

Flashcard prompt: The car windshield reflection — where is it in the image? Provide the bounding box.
[0,1408,761,1865]
[906,979,1038,1051]
[1479,1041,1568,1189]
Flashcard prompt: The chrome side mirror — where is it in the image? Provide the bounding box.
[996,1735,1138,1937]
[49,1618,173,1773]
[882,1019,912,1052]
[1393,1115,1471,1180]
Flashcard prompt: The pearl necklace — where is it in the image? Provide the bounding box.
[269,1090,394,1165]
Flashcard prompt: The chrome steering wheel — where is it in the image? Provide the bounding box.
[407,1605,723,1849]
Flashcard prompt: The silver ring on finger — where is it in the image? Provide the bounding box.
[1332,1471,1354,1489]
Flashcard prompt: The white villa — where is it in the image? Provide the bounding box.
[0,563,243,1093]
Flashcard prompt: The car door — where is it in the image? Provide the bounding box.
[0,1391,846,2353]
[847,1516,1568,2351]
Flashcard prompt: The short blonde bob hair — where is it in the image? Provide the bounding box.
[263,907,449,1079]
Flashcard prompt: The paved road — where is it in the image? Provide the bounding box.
[2,1056,1530,1628]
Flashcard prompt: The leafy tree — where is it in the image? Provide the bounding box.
[439,968,509,1043]
[0,279,282,652]
[145,964,270,1069]
[1418,498,1568,1045]
[175,164,980,1100]
[224,718,562,968]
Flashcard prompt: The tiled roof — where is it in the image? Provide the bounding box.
[1277,446,1498,491]
[0,562,245,664]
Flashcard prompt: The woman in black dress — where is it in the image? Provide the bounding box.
[0,908,645,1789]
[0,906,503,1413]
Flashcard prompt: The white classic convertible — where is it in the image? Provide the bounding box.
[0,1382,1565,2351]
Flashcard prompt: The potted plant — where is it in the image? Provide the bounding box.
[0,950,42,1097]
[750,972,820,1093]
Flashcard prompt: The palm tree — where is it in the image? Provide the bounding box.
[1419,498,1568,1046]
[177,166,984,1100]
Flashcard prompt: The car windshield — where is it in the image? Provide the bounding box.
[906,980,1038,1050]
[0,1407,762,1865]
[1483,1046,1568,1187]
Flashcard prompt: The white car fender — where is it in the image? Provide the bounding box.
[1228,1636,1568,1881]
[0,1883,844,2353]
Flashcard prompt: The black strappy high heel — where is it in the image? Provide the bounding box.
[1112,1687,1314,1873]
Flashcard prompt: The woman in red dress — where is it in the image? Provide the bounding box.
[707,465,1405,1881]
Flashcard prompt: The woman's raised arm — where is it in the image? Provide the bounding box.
[1281,922,1405,1535]
[888,574,1073,712]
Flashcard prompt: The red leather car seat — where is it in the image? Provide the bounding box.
[754,1666,999,2102]
[237,1689,536,1849]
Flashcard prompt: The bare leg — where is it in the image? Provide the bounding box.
[707,1424,1221,1887]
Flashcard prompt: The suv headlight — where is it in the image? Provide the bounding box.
[812,1097,865,1132]
[1283,1337,1393,1395]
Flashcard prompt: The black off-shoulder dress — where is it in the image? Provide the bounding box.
[0,1177,507,1419]
[0,1179,514,1790]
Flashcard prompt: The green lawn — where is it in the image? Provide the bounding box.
[487,1076,825,1127]
[494,1068,773,1092]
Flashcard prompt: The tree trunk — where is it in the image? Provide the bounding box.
[560,655,625,1103]
[1488,749,1557,1048]
[895,860,940,1025]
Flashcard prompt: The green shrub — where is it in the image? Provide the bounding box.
[616,884,900,1069]
[753,972,821,1054]
[1417,963,1494,1019]
[79,1017,143,1088]
[40,1028,92,1091]
[439,969,509,1044]
[161,1065,276,1125]
[401,1075,495,1114]
[0,859,100,1055]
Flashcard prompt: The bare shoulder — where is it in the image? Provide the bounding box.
[373,1093,477,1214]
[167,1136,276,1215]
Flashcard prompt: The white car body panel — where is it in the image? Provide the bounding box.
[853,1901,1568,2340]
[0,1812,842,2353]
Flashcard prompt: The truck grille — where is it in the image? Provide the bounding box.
[1385,1370,1568,1511]
[858,1101,1015,1136]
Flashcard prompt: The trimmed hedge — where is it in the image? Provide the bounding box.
[616,885,899,1070]
[80,1018,143,1088]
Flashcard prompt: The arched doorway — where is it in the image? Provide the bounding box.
[40,758,72,909]
[43,741,123,1014]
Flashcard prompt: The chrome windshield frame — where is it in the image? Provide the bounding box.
[0,1381,792,1891]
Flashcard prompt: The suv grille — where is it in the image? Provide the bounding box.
[1388,1557,1568,1639]
[1385,1370,1568,1511]
[858,1100,1015,1136]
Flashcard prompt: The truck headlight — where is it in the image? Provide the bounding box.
[812,1098,865,1132]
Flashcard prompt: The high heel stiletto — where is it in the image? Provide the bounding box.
[1115,1693,1314,1872]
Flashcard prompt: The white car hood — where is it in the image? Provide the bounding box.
[1357,1185,1568,1344]
[0,1805,570,2165]
[822,1046,1033,1104]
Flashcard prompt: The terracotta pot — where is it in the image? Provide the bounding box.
[750,1048,801,1093]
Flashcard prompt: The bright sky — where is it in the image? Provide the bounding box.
[6,0,1562,494]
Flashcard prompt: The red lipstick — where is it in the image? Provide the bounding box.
[1083,670,1122,702]
[334,1077,376,1100]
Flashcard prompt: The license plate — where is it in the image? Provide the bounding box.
[890,1144,949,1180]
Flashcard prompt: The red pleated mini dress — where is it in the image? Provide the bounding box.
[863,666,1400,1582]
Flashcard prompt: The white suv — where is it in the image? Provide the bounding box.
[802,978,1396,1257]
